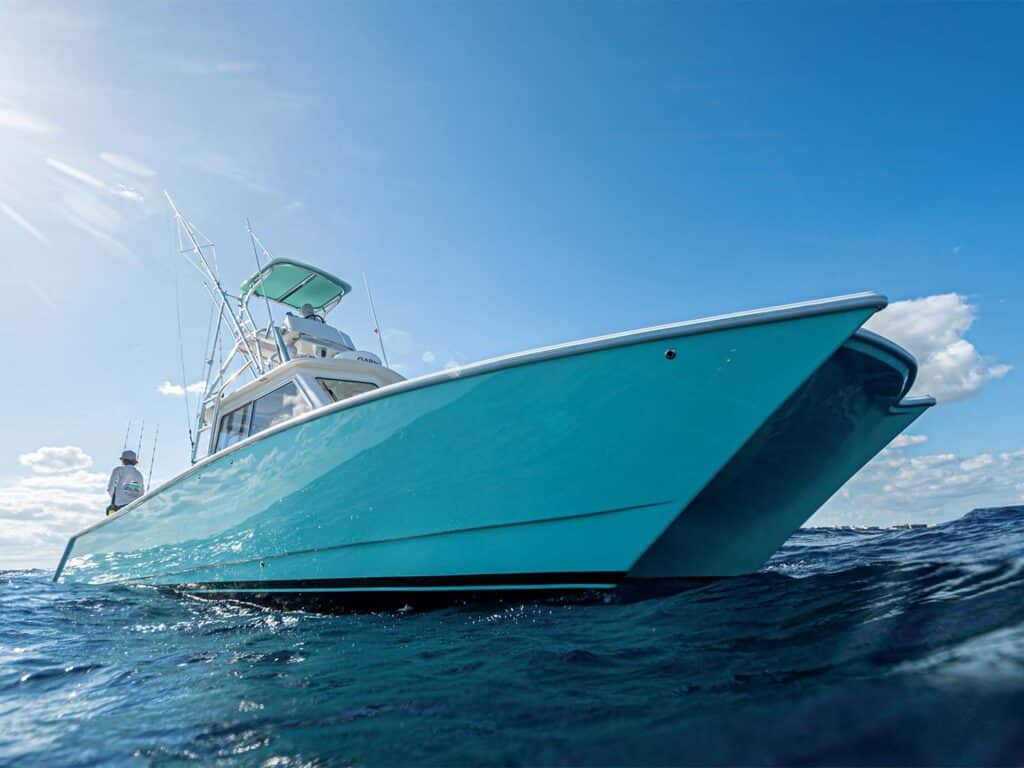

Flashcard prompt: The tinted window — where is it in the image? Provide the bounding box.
[249,381,312,435]
[194,430,213,462]
[318,378,377,402]
[216,403,252,452]
[214,381,313,453]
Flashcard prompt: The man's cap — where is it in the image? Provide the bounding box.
[120,450,138,462]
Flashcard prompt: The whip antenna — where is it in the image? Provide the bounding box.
[362,272,390,368]
[247,219,275,330]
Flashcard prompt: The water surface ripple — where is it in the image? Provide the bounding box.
[2,506,1023,766]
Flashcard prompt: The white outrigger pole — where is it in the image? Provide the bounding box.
[165,193,279,464]
[164,194,373,465]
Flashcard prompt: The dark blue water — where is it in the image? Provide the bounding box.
[3,506,1023,767]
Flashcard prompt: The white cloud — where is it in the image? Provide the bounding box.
[816,441,1024,526]
[961,453,994,472]
[158,380,206,396]
[285,199,304,212]
[39,153,148,262]
[443,359,461,370]
[60,208,136,263]
[111,184,144,202]
[99,152,157,178]
[47,158,145,203]
[421,350,436,364]
[54,185,138,263]
[17,446,93,474]
[55,189,136,263]
[0,201,48,244]
[187,151,268,192]
[46,157,107,190]
[865,293,1011,404]
[62,188,121,231]
[0,470,107,570]
[889,433,927,449]
[0,100,57,135]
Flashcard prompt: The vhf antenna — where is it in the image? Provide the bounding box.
[362,272,390,368]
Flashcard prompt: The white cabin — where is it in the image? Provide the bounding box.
[190,256,404,462]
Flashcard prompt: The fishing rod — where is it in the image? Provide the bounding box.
[174,267,196,456]
[136,420,145,456]
[122,419,133,452]
[147,424,159,490]
[362,272,390,368]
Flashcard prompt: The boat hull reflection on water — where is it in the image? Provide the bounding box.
[54,293,932,608]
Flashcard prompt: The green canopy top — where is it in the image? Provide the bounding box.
[240,258,353,314]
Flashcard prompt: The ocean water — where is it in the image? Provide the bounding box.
[2,506,1023,767]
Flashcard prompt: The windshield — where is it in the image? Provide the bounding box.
[318,378,377,402]
[215,380,312,452]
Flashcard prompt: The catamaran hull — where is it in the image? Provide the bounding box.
[54,294,931,608]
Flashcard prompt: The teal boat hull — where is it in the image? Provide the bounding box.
[54,293,932,607]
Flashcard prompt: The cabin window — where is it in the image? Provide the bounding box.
[193,433,212,463]
[214,381,312,453]
[216,403,252,452]
[318,378,377,402]
[249,381,313,435]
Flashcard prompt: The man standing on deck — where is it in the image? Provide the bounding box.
[106,450,145,516]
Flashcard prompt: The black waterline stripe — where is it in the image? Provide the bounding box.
[180,571,625,591]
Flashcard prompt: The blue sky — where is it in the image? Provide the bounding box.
[1,2,1021,568]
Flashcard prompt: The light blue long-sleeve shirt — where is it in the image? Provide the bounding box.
[107,465,145,507]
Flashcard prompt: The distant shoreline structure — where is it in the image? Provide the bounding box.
[817,523,931,532]
[814,504,1023,533]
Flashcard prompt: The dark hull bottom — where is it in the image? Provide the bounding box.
[166,576,718,613]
